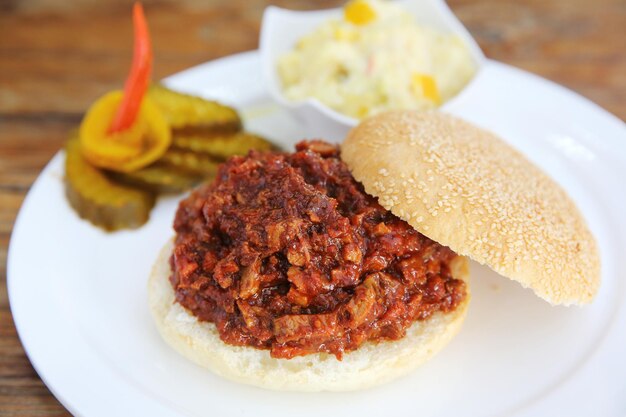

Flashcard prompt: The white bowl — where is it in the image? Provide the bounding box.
[260,0,486,142]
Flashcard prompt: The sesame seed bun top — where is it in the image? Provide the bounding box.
[341,111,600,305]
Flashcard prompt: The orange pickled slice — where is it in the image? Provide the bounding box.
[79,90,171,172]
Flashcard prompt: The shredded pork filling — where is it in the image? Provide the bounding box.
[170,140,466,359]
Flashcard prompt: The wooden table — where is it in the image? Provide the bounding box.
[0,0,624,414]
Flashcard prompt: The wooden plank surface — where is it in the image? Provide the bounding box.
[0,0,624,415]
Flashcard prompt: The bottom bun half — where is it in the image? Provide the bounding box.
[148,239,470,392]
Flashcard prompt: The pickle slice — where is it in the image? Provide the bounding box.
[107,163,203,194]
[148,84,241,134]
[159,149,221,177]
[172,132,277,161]
[65,134,155,231]
[79,91,172,173]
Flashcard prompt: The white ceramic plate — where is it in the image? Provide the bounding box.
[8,51,626,417]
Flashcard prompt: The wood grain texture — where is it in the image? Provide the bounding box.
[0,0,624,415]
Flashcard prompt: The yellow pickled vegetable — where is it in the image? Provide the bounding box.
[344,0,377,25]
[79,91,171,172]
[412,73,441,104]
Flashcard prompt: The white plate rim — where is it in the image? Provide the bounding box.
[8,50,626,417]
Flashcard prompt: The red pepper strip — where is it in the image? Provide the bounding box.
[108,2,153,134]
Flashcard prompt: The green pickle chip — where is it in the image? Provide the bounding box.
[64,134,155,231]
